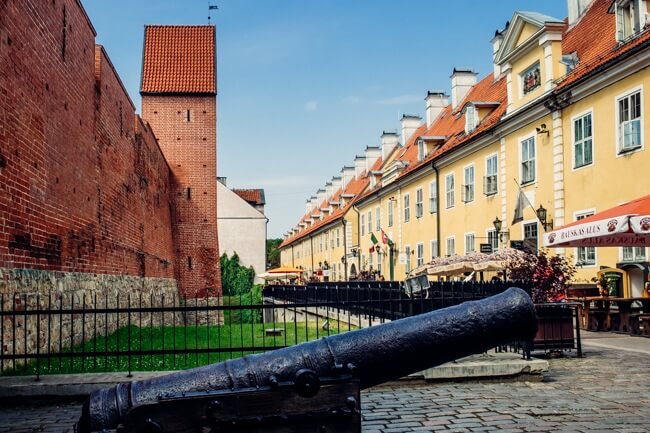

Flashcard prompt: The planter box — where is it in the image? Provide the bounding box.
[532,304,575,351]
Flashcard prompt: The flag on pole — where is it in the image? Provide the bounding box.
[512,180,536,225]
[381,229,388,245]
[370,232,379,245]
[369,245,375,253]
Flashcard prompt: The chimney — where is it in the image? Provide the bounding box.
[364,146,382,169]
[341,166,355,189]
[400,115,423,145]
[354,155,367,178]
[425,92,449,127]
[568,0,593,26]
[316,188,326,206]
[451,68,477,110]
[380,131,400,160]
[331,176,342,193]
[491,24,507,78]
[310,196,318,213]
[305,199,313,214]
[324,181,333,199]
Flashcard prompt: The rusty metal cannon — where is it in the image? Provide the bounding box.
[77,287,537,433]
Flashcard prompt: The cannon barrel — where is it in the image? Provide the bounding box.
[78,287,537,432]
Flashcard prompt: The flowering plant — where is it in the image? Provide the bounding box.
[506,249,576,303]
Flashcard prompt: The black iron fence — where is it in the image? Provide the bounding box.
[0,280,579,379]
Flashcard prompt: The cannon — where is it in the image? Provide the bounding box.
[77,287,537,433]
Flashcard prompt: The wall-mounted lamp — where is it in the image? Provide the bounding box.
[350,247,359,257]
[388,196,396,202]
[536,123,549,136]
[536,205,554,231]
[340,256,347,264]
[492,216,510,244]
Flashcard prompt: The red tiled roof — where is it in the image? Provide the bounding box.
[141,25,216,94]
[233,189,265,206]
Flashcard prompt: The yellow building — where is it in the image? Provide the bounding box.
[280,0,650,290]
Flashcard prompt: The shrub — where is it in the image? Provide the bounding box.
[220,253,256,296]
[506,249,576,303]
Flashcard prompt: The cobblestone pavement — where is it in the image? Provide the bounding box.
[1,345,649,432]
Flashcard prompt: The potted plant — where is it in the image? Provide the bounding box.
[506,249,577,354]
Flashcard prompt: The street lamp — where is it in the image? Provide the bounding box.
[536,205,554,231]
[493,216,509,245]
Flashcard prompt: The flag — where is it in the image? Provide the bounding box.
[381,229,388,245]
[370,233,379,245]
[369,245,375,253]
[512,189,526,225]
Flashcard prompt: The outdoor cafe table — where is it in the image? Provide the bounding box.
[570,296,650,333]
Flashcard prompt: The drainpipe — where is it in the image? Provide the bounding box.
[291,245,294,268]
[342,219,348,280]
[351,204,361,272]
[432,162,441,257]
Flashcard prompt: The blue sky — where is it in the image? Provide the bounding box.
[81,1,567,238]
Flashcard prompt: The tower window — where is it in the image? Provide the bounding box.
[186,109,192,122]
[187,187,192,199]
[188,257,193,269]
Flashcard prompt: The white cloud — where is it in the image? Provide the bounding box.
[377,94,422,105]
[343,96,361,104]
[304,100,318,112]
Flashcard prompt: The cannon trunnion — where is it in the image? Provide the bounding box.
[78,287,537,433]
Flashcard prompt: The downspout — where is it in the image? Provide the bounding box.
[432,162,441,257]
[351,204,361,272]
[342,219,348,280]
[291,245,294,268]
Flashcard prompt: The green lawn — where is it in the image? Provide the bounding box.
[3,320,354,376]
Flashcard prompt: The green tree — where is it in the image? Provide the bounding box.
[266,238,282,268]
[220,252,255,296]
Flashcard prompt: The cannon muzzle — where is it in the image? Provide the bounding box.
[78,287,537,432]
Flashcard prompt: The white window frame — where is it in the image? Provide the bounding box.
[464,232,476,254]
[522,220,539,253]
[430,239,438,259]
[416,242,424,267]
[484,153,498,195]
[487,228,498,250]
[621,246,647,262]
[462,164,475,203]
[367,210,372,234]
[520,134,536,185]
[429,181,438,213]
[465,104,477,133]
[404,245,411,273]
[361,214,365,236]
[445,173,455,209]
[404,193,411,223]
[615,86,644,156]
[574,209,597,267]
[446,236,456,257]
[417,139,426,162]
[388,199,394,227]
[616,0,647,41]
[375,206,381,232]
[415,187,424,218]
[572,109,595,170]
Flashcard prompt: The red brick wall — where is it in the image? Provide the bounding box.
[141,96,221,297]
[0,0,176,282]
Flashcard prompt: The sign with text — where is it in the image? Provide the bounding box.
[479,243,493,254]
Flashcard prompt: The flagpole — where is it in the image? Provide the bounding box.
[512,178,537,214]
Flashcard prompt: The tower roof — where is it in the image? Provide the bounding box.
[141,25,216,95]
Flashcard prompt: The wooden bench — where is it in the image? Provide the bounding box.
[639,315,650,337]
[265,328,284,337]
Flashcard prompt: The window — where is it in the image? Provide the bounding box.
[446,237,455,256]
[616,0,645,41]
[429,181,438,213]
[484,154,498,195]
[465,233,475,254]
[337,229,340,248]
[574,112,593,168]
[376,206,381,231]
[430,240,438,259]
[388,200,394,227]
[465,105,477,133]
[521,62,541,95]
[416,243,424,267]
[369,251,373,271]
[523,222,538,253]
[576,212,596,265]
[417,139,426,161]
[445,173,455,208]
[415,188,424,218]
[487,229,498,250]
[622,247,647,262]
[361,254,366,271]
[377,253,382,276]
[617,89,642,153]
[361,215,365,236]
[521,137,536,184]
[404,194,411,222]
[367,211,372,234]
[405,245,411,273]
[463,165,475,203]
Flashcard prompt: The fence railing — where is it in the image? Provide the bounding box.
[2,280,579,379]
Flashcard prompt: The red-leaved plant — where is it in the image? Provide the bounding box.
[506,249,576,303]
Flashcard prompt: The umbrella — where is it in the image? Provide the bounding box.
[543,194,650,248]
[473,248,531,272]
[266,266,304,274]
[257,272,299,281]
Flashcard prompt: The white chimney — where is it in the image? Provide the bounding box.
[310,196,318,213]
[381,131,400,160]
[341,166,355,189]
[568,0,593,26]
[491,25,506,78]
[364,146,382,169]
[324,181,333,199]
[451,68,477,110]
[305,199,313,214]
[354,155,367,178]
[425,91,449,127]
[400,115,423,145]
[331,176,342,193]
[316,188,326,206]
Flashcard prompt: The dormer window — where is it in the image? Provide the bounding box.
[417,139,426,161]
[521,62,541,95]
[615,0,647,42]
[465,105,477,133]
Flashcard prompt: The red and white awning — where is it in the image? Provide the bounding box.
[543,195,650,248]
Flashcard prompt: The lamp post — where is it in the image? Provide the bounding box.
[536,205,554,231]
[493,217,502,248]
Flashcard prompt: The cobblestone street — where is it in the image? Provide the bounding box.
[1,342,649,433]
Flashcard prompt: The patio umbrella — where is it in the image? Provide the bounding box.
[473,248,531,272]
[542,194,650,248]
[257,272,299,281]
[266,266,304,274]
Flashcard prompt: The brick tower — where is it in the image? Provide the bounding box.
[141,25,221,297]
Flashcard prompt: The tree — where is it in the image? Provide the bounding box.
[506,249,576,303]
[220,253,255,296]
[266,238,282,268]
